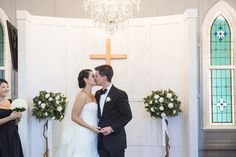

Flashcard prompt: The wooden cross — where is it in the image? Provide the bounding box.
[90,39,127,65]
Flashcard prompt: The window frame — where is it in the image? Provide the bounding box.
[202,2,236,130]
[209,15,234,125]
[0,8,12,95]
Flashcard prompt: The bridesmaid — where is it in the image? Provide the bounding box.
[0,79,24,157]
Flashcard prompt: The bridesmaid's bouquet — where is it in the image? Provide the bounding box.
[11,99,28,112]
[11,99,28,124]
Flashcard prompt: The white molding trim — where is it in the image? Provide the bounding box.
[17,10,32,157]
[0,7,11,90]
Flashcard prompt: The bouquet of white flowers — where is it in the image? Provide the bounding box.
[143,89,182,119]
[32,91,67,121]
[11,99,28,112]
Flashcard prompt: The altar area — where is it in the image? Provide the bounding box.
[17,9,198,157]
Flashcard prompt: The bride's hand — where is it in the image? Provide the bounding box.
[90,126,101,133]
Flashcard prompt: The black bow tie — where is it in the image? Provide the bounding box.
[101,89,107,95]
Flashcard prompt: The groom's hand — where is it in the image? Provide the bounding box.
[100,126,113,135]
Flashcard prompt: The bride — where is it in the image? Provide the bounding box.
[56,69,100,157]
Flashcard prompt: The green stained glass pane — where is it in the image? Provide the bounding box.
[211,35,217,42]
[227,114,232,122]
[212,51,216,58]
[211,15,231,65]
[211,69,232,123]
[221,58,226,65]
[0,70,5,79]
[223,114,227,122]
[225,43,230,49]
[213,105,217,113]
[225,58,230,64]
[226,70,230,76]
[226,96,231,104]
[217,114,222,122]
[216,57,221,65]
[222,115,226,121]
[212,87,215,95]
[216,43,221,50]
[225,36,230,41]
[212,42,217,49]
[212,78,217,86]
[225,22,230,31]
[217,86,222,95]
[0,23,3,66]
[217,70,221,77]
[212,96,216,104]
[224,87,228,95]
[226,87,231,95]
[213,114,217,122]
[221,79,226,87]
[222,87,226,95]
[223,106,227,114]
[217,106,220,112]
[212,58,216,65]
[221,42,226,49]
[212,70,217,77]
[0,24,5,80]
[227,105,231,112]
[0,25,2,36]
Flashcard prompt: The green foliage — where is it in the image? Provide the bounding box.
[143,89,182,119]
[32,91,67,121]
[12,108,26,112]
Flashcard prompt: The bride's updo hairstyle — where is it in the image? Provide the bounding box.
[78,69,92,88]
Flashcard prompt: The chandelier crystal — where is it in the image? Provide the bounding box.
[84,0,141,35]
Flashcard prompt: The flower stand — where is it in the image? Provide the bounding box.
[43,120,52,157]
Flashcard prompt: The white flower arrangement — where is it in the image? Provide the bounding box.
[32,91,67,121]
[11,99,28,112]
[143,89,182,119]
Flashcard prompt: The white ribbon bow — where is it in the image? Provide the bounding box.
[161,113,169,157]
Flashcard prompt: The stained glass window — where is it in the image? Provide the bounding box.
[0,23,3,68]
[210,15,233,124]
[0,22,5,79]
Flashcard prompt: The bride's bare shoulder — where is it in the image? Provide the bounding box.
[76,91,87,100]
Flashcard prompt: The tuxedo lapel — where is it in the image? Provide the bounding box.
[96,90,102,119]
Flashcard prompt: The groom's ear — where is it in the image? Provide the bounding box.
[103,75,108,81]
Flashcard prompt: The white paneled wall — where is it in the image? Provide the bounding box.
[17,10,197,157]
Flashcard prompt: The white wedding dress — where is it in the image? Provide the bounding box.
[55,102,99,157]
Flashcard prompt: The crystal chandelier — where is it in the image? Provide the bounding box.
[84,0,141,35]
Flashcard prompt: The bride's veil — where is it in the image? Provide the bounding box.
[54,100,76,157]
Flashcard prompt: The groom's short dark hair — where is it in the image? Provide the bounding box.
[95,64,113,82]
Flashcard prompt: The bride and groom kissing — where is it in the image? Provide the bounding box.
[70,64,132,157]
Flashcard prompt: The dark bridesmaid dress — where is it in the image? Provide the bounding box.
[0,108,24,157]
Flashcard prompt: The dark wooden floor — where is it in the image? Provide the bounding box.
[199,150,236,157]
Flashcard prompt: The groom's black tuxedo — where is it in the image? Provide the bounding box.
[95,85,132,153]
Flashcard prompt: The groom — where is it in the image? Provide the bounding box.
[94,64,132,157]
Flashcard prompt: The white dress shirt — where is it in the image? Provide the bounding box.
[99,84,112,115]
